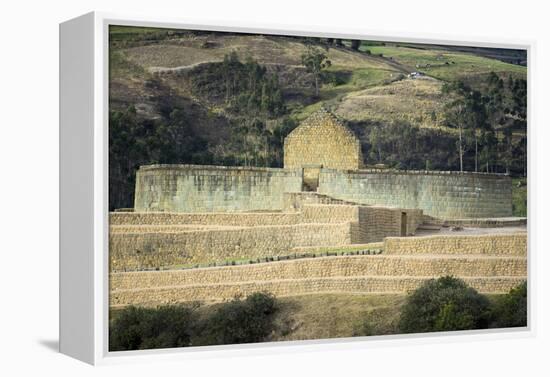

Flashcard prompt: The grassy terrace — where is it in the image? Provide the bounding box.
[142,243,385,271]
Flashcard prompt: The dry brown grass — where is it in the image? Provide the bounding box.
[121,34,399,72]
[272,293,406,341]
[335,77,451,129]
[109,292,405,342]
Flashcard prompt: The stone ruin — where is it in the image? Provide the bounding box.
[109,108,525,306]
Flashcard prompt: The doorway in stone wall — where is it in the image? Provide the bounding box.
[401,212,407,236]
[302,165,321,192]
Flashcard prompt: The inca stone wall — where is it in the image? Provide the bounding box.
[110,276,526,306]
[282,192,358,212]
[111,255,527,290]
[110,211,303,227]
[134,164,303,213]
[318,169,513,219]
[110,253,527,306]
[109,222,353,271]
[384,233,527,256]
[109,204,408,271]
[284,108,363,171]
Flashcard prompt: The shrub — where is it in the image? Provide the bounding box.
[398,276,491,333]
[197,292,278,345]
[110,292,279,350]
[490,281,527,328]
[109,305,197,351]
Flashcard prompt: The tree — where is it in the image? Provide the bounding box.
[368,125,383,162]
[399,276,491,333]
[443,90,468,172]
[109,305,197,351]
[490,281,527,328]
[301,46,332,96]
[484,72,527,175]
[196,292,278,345]
[443,82,488,172]
[479,129,498,173]
[500,127,514,175]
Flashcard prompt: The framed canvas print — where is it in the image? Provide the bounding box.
[60,12,531,365]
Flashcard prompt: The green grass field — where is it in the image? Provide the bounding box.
[363,45,526,82]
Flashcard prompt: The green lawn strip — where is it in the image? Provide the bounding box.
[146,243,385,272]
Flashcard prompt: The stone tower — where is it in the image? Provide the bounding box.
[283,108,364,190]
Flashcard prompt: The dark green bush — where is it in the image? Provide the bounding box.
[109,305,197,351]
[398,276,491,333]
[197,292,278,345]
[490,281,527,328]
[322,70,352,86]
[110,292,279,351]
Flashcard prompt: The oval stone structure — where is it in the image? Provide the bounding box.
[133,108,513,219]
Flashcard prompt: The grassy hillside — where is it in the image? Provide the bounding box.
[109,293,406,341]
[362,44,526,83]
[274,294,405,340]
[110,292,510,343]
[109,26,527,134]
[335,77,448,129]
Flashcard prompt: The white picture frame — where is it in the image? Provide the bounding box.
[59,11,534,365]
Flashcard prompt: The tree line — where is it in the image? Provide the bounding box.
[189,51,285,117]
[442,72,527,175]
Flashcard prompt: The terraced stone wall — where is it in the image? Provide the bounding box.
[109,203,410,271]
[384,233,527,256]
[110,254,526,305]
[109,222,353,271]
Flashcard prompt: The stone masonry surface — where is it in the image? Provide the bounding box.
[110,222,352,271]
[111,255,527,290]
[110,233,527,305]
[134,164,303,213]
[284,108,364,171]
[110,276,526,306]
[384,233,527,256]
[318,168,513,219]
[110,204,410,271]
